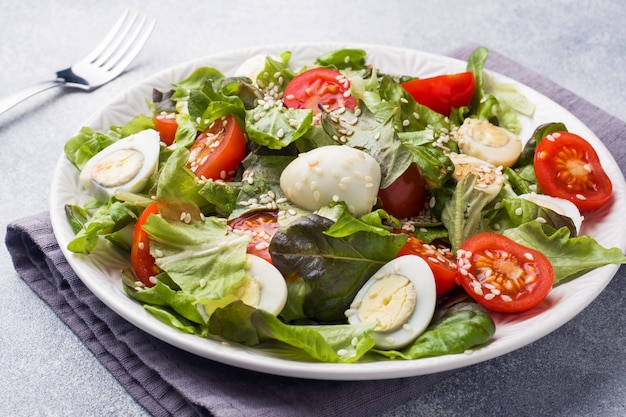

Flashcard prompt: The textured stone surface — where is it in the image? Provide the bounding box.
[1,1,624,416]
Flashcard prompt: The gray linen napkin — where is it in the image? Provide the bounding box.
[6,44,626,417]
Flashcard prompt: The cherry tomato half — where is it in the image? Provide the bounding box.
[130,202,162,287]
[228,211,281,263]
[154,112,178,146]
[378,163,426,219]
[396,235,458,296]
[401,72,475,116]
[534,131,613,211]
[187,114,246,181]
[456,232,554,313]
[283,67,356,115]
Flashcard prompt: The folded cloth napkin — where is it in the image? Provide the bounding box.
[6,44,626,417]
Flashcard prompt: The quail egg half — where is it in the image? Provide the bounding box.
[203,254,288,317]
[346,255,437,350]
[79,129,161,202]
[280,145,381,217]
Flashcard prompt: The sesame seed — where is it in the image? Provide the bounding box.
[199,279,207,288]
[576,193,587,200]
[337,349,348,356]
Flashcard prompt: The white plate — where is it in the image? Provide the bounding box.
[50,42,626,380]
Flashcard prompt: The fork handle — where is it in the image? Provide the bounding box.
[0,79,63,117]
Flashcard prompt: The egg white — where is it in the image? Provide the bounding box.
[519,192,583,234]
[280,145,381,216]
[79,129,161,202]
[346,255,437,350]
[203,254,288,317]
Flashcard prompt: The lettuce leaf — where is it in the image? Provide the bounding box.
[65,200,140,254]
[209,301,376,363]
[142,214,250,301]
[504,221,626,284]
[269,214,405,322]
[441,174,493,252]
[486,197,577,236]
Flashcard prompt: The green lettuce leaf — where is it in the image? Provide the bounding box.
[64,126,119,170]
[504,221,626,284]
[314,48,368,70]
[245,105,313,149]
[65,200,140,254]
[320,103,413,188]
[142,214,250,301]
[486,197,577,236]
[441,174,493,252]
[209,301,376,363]
[269,214,405,323]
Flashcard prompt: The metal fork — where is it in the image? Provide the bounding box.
[0,10,156,116]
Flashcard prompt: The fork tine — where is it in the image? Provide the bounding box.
[105,17,156,76]
[102,14,150,71]
[81,9,133,65]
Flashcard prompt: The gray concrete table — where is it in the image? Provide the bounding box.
[1,1,624,416]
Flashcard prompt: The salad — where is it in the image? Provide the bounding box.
[62,46,626,364]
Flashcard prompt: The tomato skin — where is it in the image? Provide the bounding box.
[154,112,178,146]
[378,163,426,219]
[228,211,281,263]
[456,232,554,313]
[401,72,475,116]
[130,202,161,287]
[187,114,246,181]
[534,131,612,211]
[283,67,356,115]
[396,235,457,296]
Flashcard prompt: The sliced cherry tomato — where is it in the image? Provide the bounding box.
[401,72,475,116]
[396,235,457,296]
[456,232,554,313]
[228,211,281,263]
[154,112,178,146]
[187,114,246,181]
[130,202,161,287]
[283,67,356,114]
[378,163,426,219]
[534,131,612,211]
